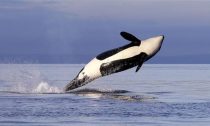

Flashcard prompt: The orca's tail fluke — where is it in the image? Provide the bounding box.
[64,76,91,92]
[64,79,78,92]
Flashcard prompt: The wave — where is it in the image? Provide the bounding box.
[68,88,155,101]
[69,88,130,94]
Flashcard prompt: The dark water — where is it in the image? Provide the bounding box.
[0,64,210,126]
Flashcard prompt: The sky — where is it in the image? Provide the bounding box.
[0,0,210,64]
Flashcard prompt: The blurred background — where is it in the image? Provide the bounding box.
[0,0,210,64]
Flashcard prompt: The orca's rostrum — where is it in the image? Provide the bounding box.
[64,31,164,91]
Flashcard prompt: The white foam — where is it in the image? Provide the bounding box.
[78,93,103,99]
[33,82,63,94]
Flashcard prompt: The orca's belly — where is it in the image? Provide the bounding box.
[100,55,139,76]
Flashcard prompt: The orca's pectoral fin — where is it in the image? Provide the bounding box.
[135,62,143,72]
[120,31,141,45]
[135,52,148,72]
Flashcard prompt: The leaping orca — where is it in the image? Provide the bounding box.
[64,31,164,91]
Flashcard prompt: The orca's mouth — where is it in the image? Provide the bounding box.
[64,76,90,92]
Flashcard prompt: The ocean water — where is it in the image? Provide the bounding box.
[0,64,210,126]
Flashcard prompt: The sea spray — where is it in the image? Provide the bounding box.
[33,81,63,93]
[1,64,63,93]
[10,67,47,93]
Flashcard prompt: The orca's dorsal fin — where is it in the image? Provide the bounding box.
[136,52,148,72]
[120,31,141,45]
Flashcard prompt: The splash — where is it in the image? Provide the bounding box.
[33,81,63,94]
[1,65,64,94]
[9,81,63,94]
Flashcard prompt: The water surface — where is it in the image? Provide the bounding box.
[0,64,210,126]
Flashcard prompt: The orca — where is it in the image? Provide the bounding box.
[64,32,164,91]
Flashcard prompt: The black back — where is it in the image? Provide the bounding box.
[96,43,139,60]
[100,52,148,76]
[96,31,141,60]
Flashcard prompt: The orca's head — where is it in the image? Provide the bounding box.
[140,35,164,59]
[64,67,95,91]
